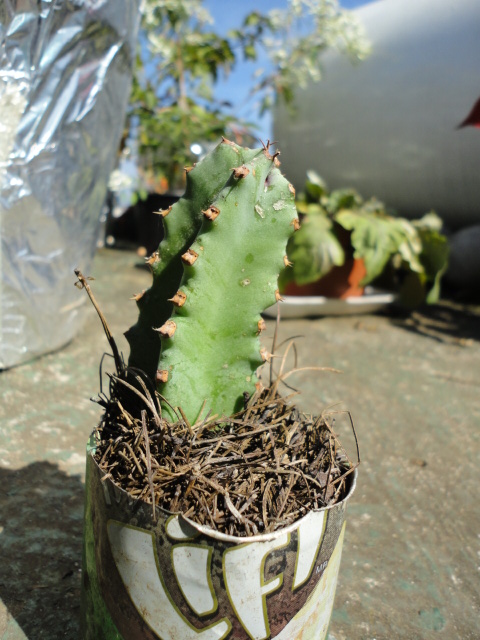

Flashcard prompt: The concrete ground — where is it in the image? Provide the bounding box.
[1,247,479,640]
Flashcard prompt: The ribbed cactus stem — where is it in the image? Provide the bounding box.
[156,144,298,423]
[125,140,260,381]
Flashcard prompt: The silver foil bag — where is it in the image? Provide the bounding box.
[0,0,140,368]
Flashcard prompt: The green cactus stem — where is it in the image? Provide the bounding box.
[125,139,260,382]
[156,145,298,423]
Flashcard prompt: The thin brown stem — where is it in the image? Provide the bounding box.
[74,269,123,375]
[142,410,156,521]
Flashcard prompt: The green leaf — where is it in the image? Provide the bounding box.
[324,188,362,213]
[417,228,449,303]
[399,271,428,308]
[296,203,326,217]
[244,11,261,27]
[336,210,405,285]
[287,215,345,285]
[244,44,257,60]
[396,219,423,274]
[145,89,157,111]
[227,28,243,40]
[413,211,443,232]
[304,170,328,202]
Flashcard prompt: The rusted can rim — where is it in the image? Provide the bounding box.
[182,467,357,543]
[88,441,357,544]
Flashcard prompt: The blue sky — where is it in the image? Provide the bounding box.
[204,0,373,139]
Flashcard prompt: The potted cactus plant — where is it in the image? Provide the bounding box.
[80,139,358,639]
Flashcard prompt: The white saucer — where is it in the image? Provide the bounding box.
[264,287,396,318]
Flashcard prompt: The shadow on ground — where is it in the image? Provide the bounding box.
[387,299,480,345]
[0,462,83,639]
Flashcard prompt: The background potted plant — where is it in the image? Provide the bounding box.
[107,0,369,255]
[80,139,358,639]
[279,171,450,306]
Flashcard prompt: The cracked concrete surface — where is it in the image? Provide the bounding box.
[1,248,479,639]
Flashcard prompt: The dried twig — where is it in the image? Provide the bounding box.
[74,269,123,375]
[93,384,359,536]
[142,410,156,521]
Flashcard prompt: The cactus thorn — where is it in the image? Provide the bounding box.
[232,165,250,179]
[181,248,199,265]
[274,156,281,167]
[257,318,266,334]
[275,289,284,302]
[291,218,300,231]
[283,255,293,267]
[260,346,273,363]
[155,320,177,339]
[169,290,187,307]
[130,290,145,302]
[184,165,196,173]
[155,206,172,218]
[202,205,220,221]
[145,253,160,271]
[260,139,277,158]
[288,183,295,195]
[221,136,239,151]
[155,369,169,383]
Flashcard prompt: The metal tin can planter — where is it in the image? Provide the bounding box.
[82,446,357,640]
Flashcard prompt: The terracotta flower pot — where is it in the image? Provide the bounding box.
[283,257,366,299]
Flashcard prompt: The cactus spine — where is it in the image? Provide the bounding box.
[127,140,298,423]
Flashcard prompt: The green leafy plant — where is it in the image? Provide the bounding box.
[129,0,369,194]
[280,171,449,305]
[231,0,370,115]
[129,0,238,193]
